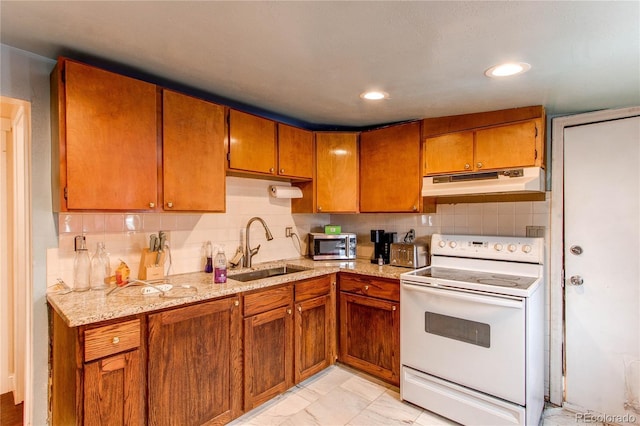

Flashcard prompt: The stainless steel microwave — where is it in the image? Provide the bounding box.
[309,233,357,260]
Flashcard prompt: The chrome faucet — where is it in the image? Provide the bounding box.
[244,217,274,267]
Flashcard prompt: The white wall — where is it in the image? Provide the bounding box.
[0,44,57,425]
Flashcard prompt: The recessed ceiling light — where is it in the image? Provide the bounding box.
[360,91,389,100]
[485,62,531,78]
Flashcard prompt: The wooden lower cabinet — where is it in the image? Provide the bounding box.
[147,297,242,425]
[294,275,337,383]
[243,285,294,410]
[338,274,400,386]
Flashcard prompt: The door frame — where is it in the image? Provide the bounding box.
[549,106,640,406]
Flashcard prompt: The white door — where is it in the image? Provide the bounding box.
[564,115,640,420]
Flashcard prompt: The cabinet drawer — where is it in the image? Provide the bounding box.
[339,273,399,302]
[244,284,293,317]
[84,319,141,362]
[295,276,332,302]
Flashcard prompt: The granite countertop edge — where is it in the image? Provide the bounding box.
[47,258,408,327]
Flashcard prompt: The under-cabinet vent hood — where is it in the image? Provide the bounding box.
[422,167,545,197]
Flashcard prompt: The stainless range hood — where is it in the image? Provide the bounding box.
[422,167,545,197]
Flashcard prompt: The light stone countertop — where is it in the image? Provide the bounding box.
[47,258,408,327]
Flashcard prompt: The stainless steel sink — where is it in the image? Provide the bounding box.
[229,265,309,282]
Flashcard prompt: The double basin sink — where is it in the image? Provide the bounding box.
[228,265,310,282]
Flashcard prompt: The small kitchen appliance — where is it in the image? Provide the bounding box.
[371,230,396,264]
[400,233,545,426]
[390,242,428,268]
[309,232,356,260]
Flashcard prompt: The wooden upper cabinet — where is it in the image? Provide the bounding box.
[474,119,541,170]
[360,121,422,212]
[228,109,277,175]
[163,90,226,211]
[424,132,474,174]
[53,58,159,211]
[277,124,314,179]
[423,106,545,176]
[315,132,359,213]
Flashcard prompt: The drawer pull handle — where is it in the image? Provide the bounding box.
[287,308,292,315]
[392,306,397,311]
[234,300,239,307]
[364,285,369,291]
[112,337,120,345]
[298,306,302,313]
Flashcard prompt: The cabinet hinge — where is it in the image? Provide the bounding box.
[535,149,538,160]
[60,66,66,84]
[227,152,231,162]
[64,187,68,200]
[535,126,538,138]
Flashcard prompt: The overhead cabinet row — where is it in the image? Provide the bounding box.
[51,57,544,213]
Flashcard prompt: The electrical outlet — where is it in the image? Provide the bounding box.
[526,226,545,237]
[285,227,293,238]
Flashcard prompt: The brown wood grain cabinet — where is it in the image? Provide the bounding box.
[360,121,422,212]
[338,273,400,386]
[278,123,314,179]
[51,311,146,425]
[162,89,226,211]
[294,275,337,383]
[315,132,359,213]
[423,106,545,176]
[228,109,277,175]
[243,284,294,410]
[147,297,242,425]
[51,58,159,211]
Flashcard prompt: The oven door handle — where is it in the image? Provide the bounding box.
[401,281,524,309]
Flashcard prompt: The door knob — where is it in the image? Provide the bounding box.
[570,245,583,255]
[569,275,584,286]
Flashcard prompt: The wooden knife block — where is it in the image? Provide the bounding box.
[138,248,166,280]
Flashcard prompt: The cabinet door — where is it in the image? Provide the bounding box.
[148,297,242,425]
[63,59,158,210]
[295,295,332,383]
[244,305,294,409]
[315,132,359,213]
[278,124,314,179]
[474,120,541,170]
[339,292,399,385]
[84,350,144,426]
[360,122,422,212]
[228,109,276,175]
[163,90,226,211]
[424,132,474,175]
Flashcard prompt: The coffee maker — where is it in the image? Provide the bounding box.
[370,230,396,264]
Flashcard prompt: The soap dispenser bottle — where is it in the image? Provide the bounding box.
[73,235,91,292]
[214,245,227,284]
[204,241,213,273]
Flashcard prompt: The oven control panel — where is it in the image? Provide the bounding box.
[431,233,544,263]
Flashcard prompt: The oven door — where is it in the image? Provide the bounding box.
[401,280,526,405]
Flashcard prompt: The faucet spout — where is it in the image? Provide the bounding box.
[245,217,274,267]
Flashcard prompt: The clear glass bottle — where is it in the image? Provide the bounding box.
[90,242,111,290]
[214,246,227,284]
[73,235,91,292]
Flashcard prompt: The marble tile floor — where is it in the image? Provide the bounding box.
[228,364,602,426]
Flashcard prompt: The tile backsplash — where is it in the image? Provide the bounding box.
[47,177,550,288]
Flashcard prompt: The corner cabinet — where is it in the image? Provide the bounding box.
[51,58,159,211]
[162,90,226,211]
[51,311,146,425]
[360,121,422,212]
[315,132,359,213]
[147,297,242,425]
[338,273,400,386]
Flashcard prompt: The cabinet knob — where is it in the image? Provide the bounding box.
[112,337,120,345]
[234,300,239,307]
[412,205,418,212]
[364,285,369,291]
[166,202,173,208]
[287,308,292,315]
[280,168,285,174]
[149,202,155,208]
[298,306,302,313]
[269,167,274,173]
[392,306,397,311]
[317,206,323,212]
[477,162,483,169]
[464,163,470,170]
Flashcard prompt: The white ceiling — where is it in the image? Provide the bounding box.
[1,1,639,128]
